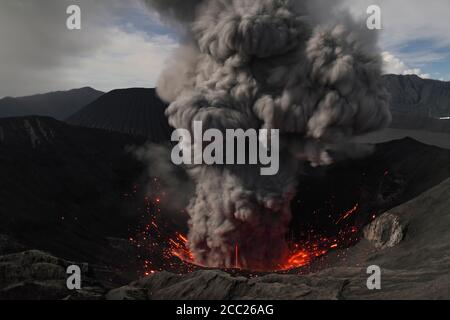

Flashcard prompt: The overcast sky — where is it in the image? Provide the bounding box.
[0,0,449,97]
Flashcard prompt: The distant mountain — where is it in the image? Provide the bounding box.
[67,88,172,142]
[0,88,104,120]
[383,74,450,133]
[354,128,450,150]
[384,74,450,117]
[61,77,450,143]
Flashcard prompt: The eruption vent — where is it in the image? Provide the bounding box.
[144,0,391,270]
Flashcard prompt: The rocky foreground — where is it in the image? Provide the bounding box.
[1,177,449,300]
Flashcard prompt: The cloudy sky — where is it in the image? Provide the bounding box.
[0,0,449,97]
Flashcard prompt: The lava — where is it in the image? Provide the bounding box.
[167,231,349,272]
[335,203,360,225]
[169,232,194,263]
[235,244,239,269]
[128,180,365,276]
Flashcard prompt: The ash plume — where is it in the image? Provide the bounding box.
[143,0,391,270]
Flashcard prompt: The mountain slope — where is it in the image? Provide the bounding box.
[383,74,450,132]
[384,74,450,117]
[0,88,104,120]
[0,116,146,279]
[67,88,172,142]
[64,77,450,142]
[354,128,450,150]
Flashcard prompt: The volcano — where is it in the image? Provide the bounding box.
[0,115,449,298]
[130,137,450,275]
[67,88,171,142]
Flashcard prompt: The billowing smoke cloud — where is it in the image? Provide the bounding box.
[143,0,391,270]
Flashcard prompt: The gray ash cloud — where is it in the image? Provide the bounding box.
[143,0,391,270]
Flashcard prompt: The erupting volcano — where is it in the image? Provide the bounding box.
[139,0,391,270]
[129,172,378,275]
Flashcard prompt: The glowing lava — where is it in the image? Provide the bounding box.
[128,181,363,276]
[167,232,344,272]
[169,232,194,263]
[335,203,360,225]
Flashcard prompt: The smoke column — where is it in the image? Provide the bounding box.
[144,0,391,270]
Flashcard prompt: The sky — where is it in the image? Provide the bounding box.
[0,0,449,97]
[345,0,450,81]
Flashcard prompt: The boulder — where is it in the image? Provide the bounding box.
[364,213,404,249]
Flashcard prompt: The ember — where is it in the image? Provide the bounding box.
[335,204,360,224]
[127,177,377,276]
[167,230,348,272]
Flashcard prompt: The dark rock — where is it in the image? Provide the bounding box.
[0,234,27,255]
[0,281,69,300]
[364,213,404,249]
[107,270,348,300]
[0,250,103,300]
[64,287,106,300]
[106,285,148,300]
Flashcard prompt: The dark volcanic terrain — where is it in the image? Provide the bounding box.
[0,114,449,299]
[0,88,103,120]
[67,88,171,142]
[114,176,449,300]
[1,74,450,299]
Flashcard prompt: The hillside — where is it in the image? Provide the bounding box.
[0,88,103,120]
[0,116,146,282]
[383,74,450,133]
